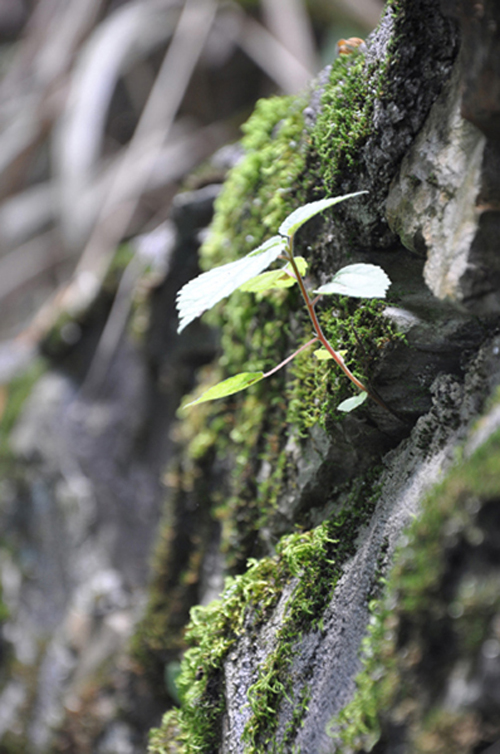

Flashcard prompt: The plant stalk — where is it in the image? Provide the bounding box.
[285,235,393,414]
[263,337,318,379]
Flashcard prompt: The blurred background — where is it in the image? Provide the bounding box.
[0,0,383,365]
[0,1,384,752]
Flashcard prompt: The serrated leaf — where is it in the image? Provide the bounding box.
[184,372,264,407]
[278,191,368,238]
[337,391,368,412]
[176,236,287,332]
[314,263,390,299]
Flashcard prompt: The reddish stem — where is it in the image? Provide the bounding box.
[285,236,392,413]
[264,337,318,378]
[285,239,366,390]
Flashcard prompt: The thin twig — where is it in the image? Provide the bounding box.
[264,337,318,379]
[27,0,219,343]
[70,0,219,285]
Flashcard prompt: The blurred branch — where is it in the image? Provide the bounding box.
[0,183,57,248]
[65,0,219,299]
[261,0,319,74]
[0,232,67,302]
[0,0,335,378]
[55,0,182,249]
[26,0,219,345]
[232,6,314,94]
[0,0,105,198]
[0,123,230,255]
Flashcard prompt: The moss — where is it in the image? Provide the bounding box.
[145,1,465,751]
[148,469,383,754]
[148,710,184,754]
[171,36,410,566]
[0,358,47,462]
[311,49,375,191]
[145,51,407,749]
[202,95,308,270]
[148,555,284,754]
[243,474,383,753]
[172,93,311,572]
[327,400,500,752]
[309,4,400,199]
[287,298,404,436]
[145,11,409,750]
[278,683,311,753]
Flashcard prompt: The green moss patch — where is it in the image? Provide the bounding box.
[0,359,47,463]
[311,48,376,192]
[136,93,312,691]
[148,468,383,754]
[287,298,403,435]
[174,94,312,570]
[202,95,308,270]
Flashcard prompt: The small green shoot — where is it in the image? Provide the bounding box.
[177,192,391,413]
[338,391,369,412]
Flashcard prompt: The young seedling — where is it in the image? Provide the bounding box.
[176,191,391,412]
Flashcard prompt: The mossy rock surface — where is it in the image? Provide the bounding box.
[141,1,500,752]
[134,0,500,751]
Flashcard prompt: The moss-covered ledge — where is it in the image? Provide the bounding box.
[148,472,385,753]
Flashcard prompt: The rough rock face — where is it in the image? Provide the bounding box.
[2,1,500,753]
[145,1,500,752]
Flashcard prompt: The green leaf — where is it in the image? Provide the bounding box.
[313,346,347,361]
[239,257,308,294]
[248,235,288,257]
[176,235,287,332]
[290,257,308,276]
[337,391,368,412]
[278,191,368,238]
[314,263,390,299]
[239,269,296,293]
[313,347,334,361]
[184,372,265,407]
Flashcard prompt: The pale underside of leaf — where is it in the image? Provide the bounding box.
[337,391,368,412]
[314,263,390,299]
[184,371,264,407]
[176,235,286,332]
[278,191,368,238]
